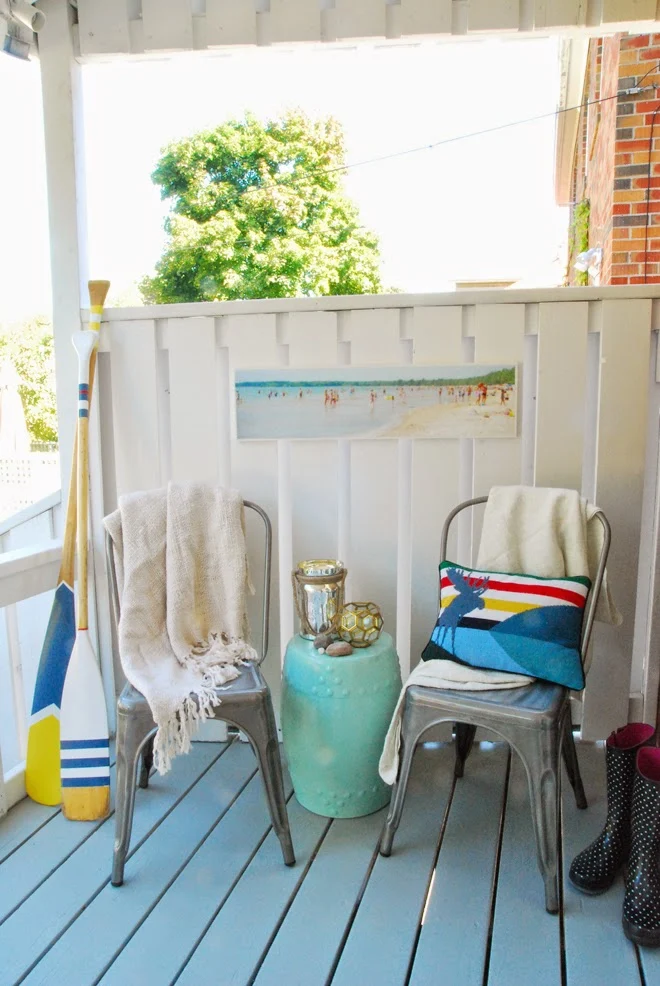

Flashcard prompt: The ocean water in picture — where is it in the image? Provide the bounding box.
[235,365,517,441]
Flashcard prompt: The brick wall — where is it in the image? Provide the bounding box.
[570,34,660,285]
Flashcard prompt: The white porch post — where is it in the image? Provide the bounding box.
[37,0,87,505]
[35,2,116,729]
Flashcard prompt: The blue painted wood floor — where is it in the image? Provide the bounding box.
[0,738,652,986]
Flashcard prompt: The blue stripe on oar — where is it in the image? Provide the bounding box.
[61,738,109,749]
[60,757,110,769]
[30,581,76,715]
[61,777,111,788]
[78,409,88,417]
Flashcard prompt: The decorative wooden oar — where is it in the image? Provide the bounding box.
[60,289,111,821]
[25,281,110,807]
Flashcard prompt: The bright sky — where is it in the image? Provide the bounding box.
[0,36,567,320]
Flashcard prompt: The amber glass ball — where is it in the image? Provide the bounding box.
[339,602,384,647]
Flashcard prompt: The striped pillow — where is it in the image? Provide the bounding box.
[421,561,591,690]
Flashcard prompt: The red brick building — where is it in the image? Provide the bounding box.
[559,34,660,285]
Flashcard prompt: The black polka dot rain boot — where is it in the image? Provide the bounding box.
[623,747,660,947]
[569,722,655,895]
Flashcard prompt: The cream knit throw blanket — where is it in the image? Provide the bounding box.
[104,483,256,773]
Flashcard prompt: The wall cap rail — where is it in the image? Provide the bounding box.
[90,285,660,324]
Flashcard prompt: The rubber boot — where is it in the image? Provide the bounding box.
[623,747,660,947]
[569,722,655,895]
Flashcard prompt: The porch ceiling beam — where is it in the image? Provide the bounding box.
[71,0,660,59]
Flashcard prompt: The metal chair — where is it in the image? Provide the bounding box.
[106,499,295,886]
[379,495,611,914]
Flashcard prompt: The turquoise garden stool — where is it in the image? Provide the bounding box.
[281,631,402,818]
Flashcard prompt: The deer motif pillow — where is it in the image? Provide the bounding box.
[421,562,591,690]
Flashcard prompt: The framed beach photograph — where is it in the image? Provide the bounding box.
[234,364,518,441]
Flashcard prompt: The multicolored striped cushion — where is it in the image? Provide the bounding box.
[421,562,591,690]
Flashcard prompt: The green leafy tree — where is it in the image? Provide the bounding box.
[0,317,58,444]
[140,112,386,303]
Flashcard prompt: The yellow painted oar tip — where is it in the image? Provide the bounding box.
[25,715,62,806]
[62,786,110,822]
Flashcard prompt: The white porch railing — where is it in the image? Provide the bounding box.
[0,493,61,815]
[3,285,660,813]
[89,285,660,743]
[0,453,60,522]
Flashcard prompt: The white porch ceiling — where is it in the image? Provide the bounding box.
[66,0,660,59]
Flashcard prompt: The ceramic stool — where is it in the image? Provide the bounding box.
[281,630,402,818]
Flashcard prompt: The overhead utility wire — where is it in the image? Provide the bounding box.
[633,60,660,89]
[310,71,660,178]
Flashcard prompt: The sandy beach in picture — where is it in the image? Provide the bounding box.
[381,397,516,438]
[235,364,517,441]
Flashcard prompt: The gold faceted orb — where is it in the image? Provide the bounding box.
[339,602,384,648]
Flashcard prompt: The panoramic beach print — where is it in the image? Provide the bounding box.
[234,365,518,441]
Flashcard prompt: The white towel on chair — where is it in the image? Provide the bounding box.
[477,485,620,629]
[104,483,256,774]
[378,660,525,785]
[379,485,620,784]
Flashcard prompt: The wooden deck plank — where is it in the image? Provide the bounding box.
[331,744,454,986]
[176,796,330,986]
[409,744,510,986]
[486,755,562,985]
[563,743,642,985]
[252,808,387,985]
[0,798,59,865]
[19,744,255,986]
[0,743,222,986]
[98,771,293,985]
[0,766,119,922]
[0,743,116,867]
[640,939,660,982]
[1,743,644,985]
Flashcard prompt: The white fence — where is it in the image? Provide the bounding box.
[0,453,60,522]
[88,287,660,743]
[0,493,62,815]
[2,285,660,813]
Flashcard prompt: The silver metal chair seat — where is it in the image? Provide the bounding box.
[107,499,295,887]
[379,495,611,915]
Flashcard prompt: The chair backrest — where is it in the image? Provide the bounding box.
[104,498,272,664]
[439,495,611,667]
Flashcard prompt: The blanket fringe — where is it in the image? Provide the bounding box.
[153,635,257,773]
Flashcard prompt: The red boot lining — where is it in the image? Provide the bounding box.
[608,723,655,750]
[637,746,660,783]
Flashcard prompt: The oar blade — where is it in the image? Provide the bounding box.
[25,580,76,805]
[60,629,110,821]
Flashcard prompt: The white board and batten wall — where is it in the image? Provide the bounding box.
[71,0,660,58]
[92,287,660,741]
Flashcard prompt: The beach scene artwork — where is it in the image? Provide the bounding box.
[234,364,518,441]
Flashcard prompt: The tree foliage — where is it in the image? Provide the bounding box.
[0,317,58,444]
[140,112,386,303]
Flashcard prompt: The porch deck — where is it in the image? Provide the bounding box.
[0,740,652,986]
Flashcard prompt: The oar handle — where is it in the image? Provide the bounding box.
[72,330,98,631]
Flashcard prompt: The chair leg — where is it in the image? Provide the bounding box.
[561,709,587,810]
[380,720,424,857]
[230,697,295,867]
[516,727,561,914]
[454,723,478,778]
[138,736,155,790]
[112,715,155,887]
